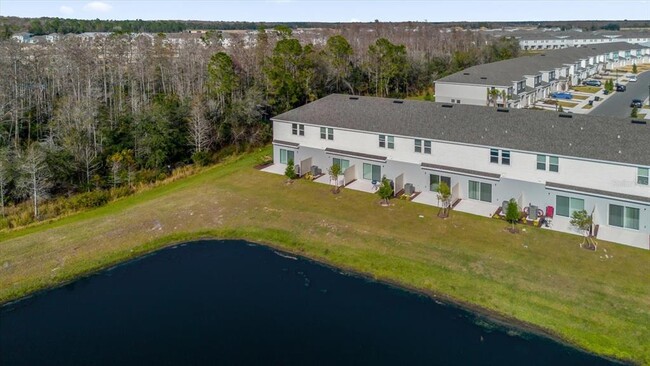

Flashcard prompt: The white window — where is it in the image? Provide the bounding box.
[638,168,649,185]
[501,150,510,165]
[379,135,394,149]
[320,127,333,140]
[415,140,431,154]
[609,204,640,230]
[492,149,509,165]
[292,123,304,136]
[333,158,350,171]
[537,155,558,172]
[490,149,499,164]
[556,196,584,217]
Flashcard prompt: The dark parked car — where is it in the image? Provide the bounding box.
[630,99,643,108]
[583,80,602,87]
[616,84,626,92]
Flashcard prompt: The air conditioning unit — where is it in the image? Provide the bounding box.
[404,183,415,195]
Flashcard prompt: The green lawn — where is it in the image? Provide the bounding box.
[572,86,601,94]
[1,147,649,364]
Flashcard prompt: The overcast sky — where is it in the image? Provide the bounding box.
[1,0,649,22]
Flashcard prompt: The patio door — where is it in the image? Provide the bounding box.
[333,158,350,171]
[363,163,381,181]
[468,180,492,202]
[279,149,294,164]
[429,174,451,192]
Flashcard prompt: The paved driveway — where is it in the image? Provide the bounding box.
[590,70,650,117]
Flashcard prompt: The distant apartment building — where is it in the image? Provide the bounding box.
[435,43,650,108]
[517,31,650,50]
[11,32,33,43]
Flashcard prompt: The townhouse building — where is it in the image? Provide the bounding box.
[270,94,650,250]
[435,43,650,108]
[518,32,650,51]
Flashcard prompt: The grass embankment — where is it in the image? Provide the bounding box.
[1,147,649,364]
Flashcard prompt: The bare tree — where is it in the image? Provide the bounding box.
[17,144,51,219]
[0,148,11,218]
[188,96,213,153]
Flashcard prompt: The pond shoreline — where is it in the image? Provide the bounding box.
[1,234,632,365]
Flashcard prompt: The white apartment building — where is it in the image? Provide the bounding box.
[435,43,650,108]
[270,94,650,250]
[518,32,650,51]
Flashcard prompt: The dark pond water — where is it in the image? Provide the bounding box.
[1,240,617,365]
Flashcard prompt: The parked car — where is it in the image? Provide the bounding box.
[616,84,626,92]
[630,99,643,108]
[627,74,638,82]
[550,92,573,100]
[583,80,602,87]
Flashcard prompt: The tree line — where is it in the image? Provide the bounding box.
[0,25,519,227]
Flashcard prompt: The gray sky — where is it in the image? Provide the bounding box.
[1,0,649,22]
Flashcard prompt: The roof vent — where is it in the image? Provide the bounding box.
[559,113,573,118]
[349,96,359,100]
[497,108,509,113]
[631,119,647,125]
[441,104,453,108]
[393,100,404,104]
[463,72,470,75]
[480,76,487,80]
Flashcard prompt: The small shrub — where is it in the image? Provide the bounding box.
[136,169,161,184]
[65,190,110,211]
[285,159,297,180]
[191,151,211,166]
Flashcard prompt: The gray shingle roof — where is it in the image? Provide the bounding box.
[546,182,650,204]
[273,94,650,167]
[436,42,648,87]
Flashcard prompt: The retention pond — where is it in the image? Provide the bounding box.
[0,240,617,365]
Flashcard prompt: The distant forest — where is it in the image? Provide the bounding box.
[1,16,649,37]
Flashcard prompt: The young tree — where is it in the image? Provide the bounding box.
[376,176,393,205]
[284,159,296,180]
[505,198,520,232]
[631,106,639,118]
[570,209,595,249]
[327,163,342,193]
[632,63,637,74]
[16,144,51,219]
[436,181,452,218]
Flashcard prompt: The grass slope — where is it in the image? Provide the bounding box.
[1,147,649,364]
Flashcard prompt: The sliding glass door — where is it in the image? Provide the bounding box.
[363,163,381,181]
[468,180,492,202]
